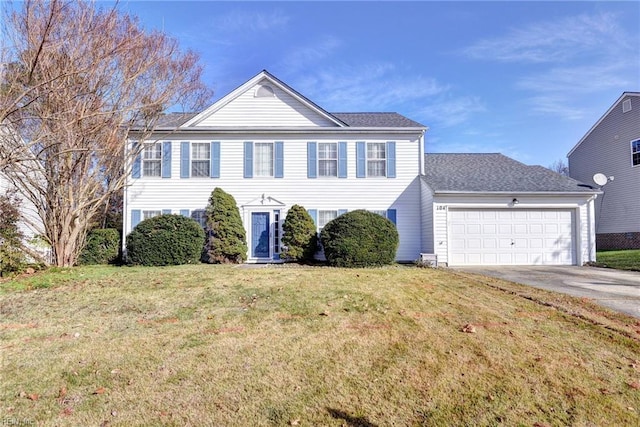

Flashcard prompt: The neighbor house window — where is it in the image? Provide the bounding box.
[143,210,161,220]
[318,143,337,177]
[632,140,640,167]
[318,210,338,229]
[142,143,162,177]
[254,143,274,177]
[367,143,386,177]
[191,143,211,177]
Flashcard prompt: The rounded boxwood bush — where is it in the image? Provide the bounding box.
[319,210,398,268]
[282,204,317,262]
[78,228,120,265]
[126,214,205,266]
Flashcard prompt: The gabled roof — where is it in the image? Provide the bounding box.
[567,92,640,157]
[143,70,426,131]
[183,70,348,128]
[422,153,596,193]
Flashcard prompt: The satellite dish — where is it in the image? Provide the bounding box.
[593,173,608,186]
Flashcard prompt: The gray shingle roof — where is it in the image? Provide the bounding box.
[149,112,424,129]
[331,112,425,128]
[423,153,596,193]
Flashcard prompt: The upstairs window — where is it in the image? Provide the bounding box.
[142,143,162,177]
[191,143,211,177]
[318,143,338,177]
[632,139,640,167]
[254,143,274,177]
[367,143,386,177]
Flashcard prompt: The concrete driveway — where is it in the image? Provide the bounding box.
[453,266,640,319]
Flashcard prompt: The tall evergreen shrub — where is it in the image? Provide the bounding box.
[281,204,317,262]
[0,190,26,275]
[320,210,398,268]
[204,188,247,263]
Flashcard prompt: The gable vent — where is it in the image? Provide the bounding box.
[622,98,632,113]
[255,85,275,98]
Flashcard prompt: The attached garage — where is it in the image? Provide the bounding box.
[448,208,575,266]
[421,154,599,267]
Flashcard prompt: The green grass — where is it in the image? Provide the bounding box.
[596,249,640,271]
[1,264,639,426]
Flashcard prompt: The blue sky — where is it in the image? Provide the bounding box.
[118,1,640,167]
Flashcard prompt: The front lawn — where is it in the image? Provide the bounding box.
[596,249,640,271]
[1,265,639,426]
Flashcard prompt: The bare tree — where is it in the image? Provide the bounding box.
[0,0,212,266]
[548,159,569,176]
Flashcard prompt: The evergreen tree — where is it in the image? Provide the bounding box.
[204,188,247,263]
[281,205,317,262]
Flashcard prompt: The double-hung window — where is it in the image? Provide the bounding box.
[191,143,211,177]
[191,209,207,228]
[318,210,338,229]
[254,143,274,177]
[367,143,386,177]
[142,143,162,177]
[244,141,283,178]
[318,143,338,177]
[632,139,640,167]
[143,210,162,220]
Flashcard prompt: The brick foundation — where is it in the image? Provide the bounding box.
[596,232,640,250]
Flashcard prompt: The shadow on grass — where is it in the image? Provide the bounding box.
[326,408,378,427]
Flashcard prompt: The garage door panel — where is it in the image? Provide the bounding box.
[449,209,575,266]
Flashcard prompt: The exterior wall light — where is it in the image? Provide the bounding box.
[512,198,519,205]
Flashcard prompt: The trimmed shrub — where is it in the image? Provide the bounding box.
[204,188,247,263]
[78,228,120,265]
[126,214,205,266]
[320,210,398,268]
[282,204,317,262]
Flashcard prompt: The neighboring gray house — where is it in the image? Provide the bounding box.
[568,92,640,249]
[421,154,598,266]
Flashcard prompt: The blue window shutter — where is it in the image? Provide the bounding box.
[308,209,318,226]
[162,209,171,215]
[307,142,317,178]
[338,141,347,178]
[387,209,397,225]
[132,141,141,178]
[244,141,253,178]
[386,141,396,178]
[211,141,220,178]
[131,209,141,228]
[162,141,171,178]
[180,141,190,178]
[356,141,366,178]
[338,209,347,216]
[180,209,190,217]
[275,141,284,178]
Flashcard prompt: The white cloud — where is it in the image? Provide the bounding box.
[212,9,290,34]
[294,63,448,112]
[279,36,343,72]
[416,96,486,128]
[463,12,627,64]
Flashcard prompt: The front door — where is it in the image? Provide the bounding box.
[251,212,270,258]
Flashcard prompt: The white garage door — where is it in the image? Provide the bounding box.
[449,209,575,266]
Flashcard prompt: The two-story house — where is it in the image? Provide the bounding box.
[124,70,598,266]
[568,92,640,250]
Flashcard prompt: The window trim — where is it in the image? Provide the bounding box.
[366,142,387,178]
[318,142,338,177]
[191,142,211,178]
[632,139,640,167]
[142,142,163,178]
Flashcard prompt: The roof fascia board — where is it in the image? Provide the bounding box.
[433,190,600,196]
[567,92,640,157]
[182,70,347,128]
[129,127,426,135]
